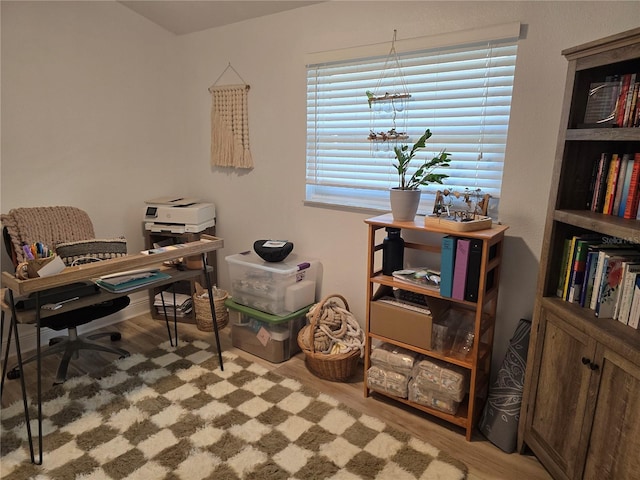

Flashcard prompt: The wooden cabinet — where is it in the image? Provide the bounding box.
[519,28,640,480]
[524,302,640,480]
[143,227,217,322]
[364,213,508,440]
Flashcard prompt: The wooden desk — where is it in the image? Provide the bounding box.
[1,234,224,465]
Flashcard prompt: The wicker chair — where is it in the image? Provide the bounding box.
[1,206,130,384]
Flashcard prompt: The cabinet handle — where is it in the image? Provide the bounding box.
[582,357,590,365]
[589,362,599,371]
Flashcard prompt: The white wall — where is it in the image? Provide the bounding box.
[1,1,184,251]
[2,1,640,372]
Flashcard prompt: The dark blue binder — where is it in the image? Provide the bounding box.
[464,238,483,302]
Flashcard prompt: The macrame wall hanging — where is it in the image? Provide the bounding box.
[208,63,253,169]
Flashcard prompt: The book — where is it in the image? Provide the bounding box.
[602,153,620,215]
[622,74,637,127]
[567,237,600,304]
[580,250,601,307]
[589,248,630,311]
[612,153,631,216]
[586,157,600,210]
[623,153,640,219]
[625,82,639,127]
[464,238,483,302]
[440,236,456,298]
[616,263,640,324]
[592,153,611,213]
[628,276,640,329]
[562,236,580,300]
[595,253,640,318]
[595,255,624,317]
[392,268,441,290]
[153,292,192,308]
[615,73,632,127]
[98,268,159,284]
[452,238,470,300]
[617,154,635,217]
[557,238,572,298]
[96,270,171,293]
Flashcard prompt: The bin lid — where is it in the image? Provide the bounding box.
[225,251,313,275]
[225,298,312,324]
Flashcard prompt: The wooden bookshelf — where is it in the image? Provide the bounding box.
[519,27,640,480]
[363,213,508,441]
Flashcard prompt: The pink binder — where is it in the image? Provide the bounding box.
[452,238,470,300]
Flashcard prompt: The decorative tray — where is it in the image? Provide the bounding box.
[424,215,493,232]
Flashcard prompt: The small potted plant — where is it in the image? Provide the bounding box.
[390,129,451,221]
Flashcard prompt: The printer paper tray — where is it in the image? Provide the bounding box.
[145,219,215,234]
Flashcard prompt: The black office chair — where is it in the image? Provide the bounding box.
[1,206,130,384]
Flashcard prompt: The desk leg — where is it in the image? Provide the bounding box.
[34,291,43,465]
[158,286,180,347]
[1,310,18,398]
[1,309,11,397]
[6,289,37,463]
[172,287,178,345]
[202,253,223,371]
[158,290,174,347]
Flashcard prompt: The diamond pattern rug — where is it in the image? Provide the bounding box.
[1,339,468,479]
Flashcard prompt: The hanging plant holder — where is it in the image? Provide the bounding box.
[367,92,411,106]
[367,30,411,146]
[367,129,409,142]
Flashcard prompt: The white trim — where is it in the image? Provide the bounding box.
[305,22,521,65]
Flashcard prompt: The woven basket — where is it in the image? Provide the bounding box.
[193,282,229,332]
[297,294,361,382]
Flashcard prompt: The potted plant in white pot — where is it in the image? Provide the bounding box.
[390,129,451,221]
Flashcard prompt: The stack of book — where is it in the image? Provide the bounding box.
[611,73,640,128]
[557,235,640,327]
[154,292,193,318]
[589,152,640,219]
[95,269,171,293]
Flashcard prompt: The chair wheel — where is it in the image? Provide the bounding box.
[49,338,63,346]
[7,368,21,380]
[110,333,121,341]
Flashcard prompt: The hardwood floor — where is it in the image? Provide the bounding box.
[1,314,552,480]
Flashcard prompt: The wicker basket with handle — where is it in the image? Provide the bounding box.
[193,282,229,332]
[297,294,362,382]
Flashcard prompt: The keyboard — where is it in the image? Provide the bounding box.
[377,295,431,315]
[396,289,429,307]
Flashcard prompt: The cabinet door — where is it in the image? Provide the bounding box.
[582,347,640,480]
[526,309,596,480]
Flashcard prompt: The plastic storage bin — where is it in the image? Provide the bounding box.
[226,298,310,363]
[225,252,318,315]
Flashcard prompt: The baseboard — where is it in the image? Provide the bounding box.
[1,296,150,356]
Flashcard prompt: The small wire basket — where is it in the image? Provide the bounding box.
[193,282,229,332]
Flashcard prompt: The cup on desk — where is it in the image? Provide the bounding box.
[16,256,65,279]
[185,255,204,270]
[18,257,55,279]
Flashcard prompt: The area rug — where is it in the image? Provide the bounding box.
[1,339,468,480]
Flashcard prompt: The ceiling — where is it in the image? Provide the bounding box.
[118,1,324,35]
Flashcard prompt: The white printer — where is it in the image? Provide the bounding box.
[143,196,215,234]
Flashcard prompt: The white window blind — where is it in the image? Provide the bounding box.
[306,23,520,215]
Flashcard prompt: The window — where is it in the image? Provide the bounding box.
[306,23,520,216]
